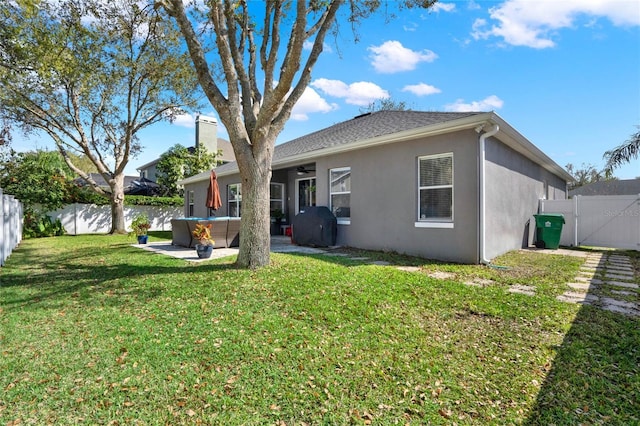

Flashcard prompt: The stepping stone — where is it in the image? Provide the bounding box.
[349,257,370,261]
[608,255,629,261]
[585,257,603,261]
[611,289,636,297]
[574,275,592,283]
[605,268,634,276]
[371,260,391,266]
[567,282,595,291]
[323,252,349,257]
[428,271,456,280]
[600,297,637,309]
[607,281,639,290]
[508,284,535,296]
[599,298,640,316]
[396,266,421,272]
[464,278,495,287]
[608,263,633,270]
[607,258,633,263]
[600,304,640,316]
[605,273,636,281]
[577,271,597,278]
[557,292,598,304]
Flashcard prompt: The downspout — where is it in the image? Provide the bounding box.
[478,123,499,264]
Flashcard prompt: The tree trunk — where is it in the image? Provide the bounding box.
[109,174,127,234]
[236,162,272,269]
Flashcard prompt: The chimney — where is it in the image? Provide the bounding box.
[195,115,218,154]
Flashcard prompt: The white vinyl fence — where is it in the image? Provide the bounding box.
[49,203,182,235]
[540,195,640,250]
[1,188,24,266]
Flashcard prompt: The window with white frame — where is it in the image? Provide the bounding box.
[330,167,351,221]
[228,183,242,217]
[418,153,453,223]
[188,190,195,217]
[270,182,285,216]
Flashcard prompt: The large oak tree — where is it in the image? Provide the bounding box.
[0,0,200,233]
[158,0,435,268]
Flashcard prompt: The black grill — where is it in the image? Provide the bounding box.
[291,206,337,247]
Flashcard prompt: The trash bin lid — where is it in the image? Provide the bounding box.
[534,213,565,225]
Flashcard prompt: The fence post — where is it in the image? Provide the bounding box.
[574,195,579,247]
[0,188,4,266]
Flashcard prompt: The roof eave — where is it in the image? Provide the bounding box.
[179,114,494,185]
[179,111,574,185]
[486,113,575,183]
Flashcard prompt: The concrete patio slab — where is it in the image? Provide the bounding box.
[132,236,331,262]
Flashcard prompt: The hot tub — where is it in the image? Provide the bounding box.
[171,217,240,248]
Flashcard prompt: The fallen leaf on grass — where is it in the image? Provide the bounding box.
[438,408,452,419]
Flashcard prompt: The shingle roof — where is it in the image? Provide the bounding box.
[214,110,481,174]
[569,178,640,196]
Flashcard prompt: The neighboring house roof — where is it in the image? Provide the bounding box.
[136,138,236,172]
[569,178,640,197]
[180,110,574,184]
[216,138,235,163]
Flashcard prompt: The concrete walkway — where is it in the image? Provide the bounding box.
[558,251,639,316]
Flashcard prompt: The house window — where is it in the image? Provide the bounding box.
[188,190,195,217]
[417,153,453,228]
[270,182,285,216]
[330,167,351,224]
[228,183,242,217]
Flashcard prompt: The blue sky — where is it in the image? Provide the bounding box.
[18,0,640,180]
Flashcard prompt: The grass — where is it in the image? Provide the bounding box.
[1,234,638,425]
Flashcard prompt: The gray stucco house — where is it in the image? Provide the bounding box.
[179,110,573,264]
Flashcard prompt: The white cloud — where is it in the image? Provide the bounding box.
[402,83,442,96]
[444,95,504,112]
[303,40,333,54]
[368,40,438,74]
[472,0,640,49]
[172,113,196,128]
[311,78,389,106]
[403,22,419,32]
[431,3,456,13]
[291,87,338,121]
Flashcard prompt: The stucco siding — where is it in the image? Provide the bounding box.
[315,130,480,263]
[183,180,210,217]
[484,138,567,260]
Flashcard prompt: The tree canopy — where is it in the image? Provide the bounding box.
[565,163,611,190]
[0,0,200,233]
[156,144,219,196]
[158,0,437,268]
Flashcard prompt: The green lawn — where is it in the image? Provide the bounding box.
[1,234,638,425]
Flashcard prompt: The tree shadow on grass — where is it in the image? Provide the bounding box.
[524,303,640,424]
[0,243,242,312]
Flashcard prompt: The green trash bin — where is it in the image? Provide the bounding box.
[533,213,565,249]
